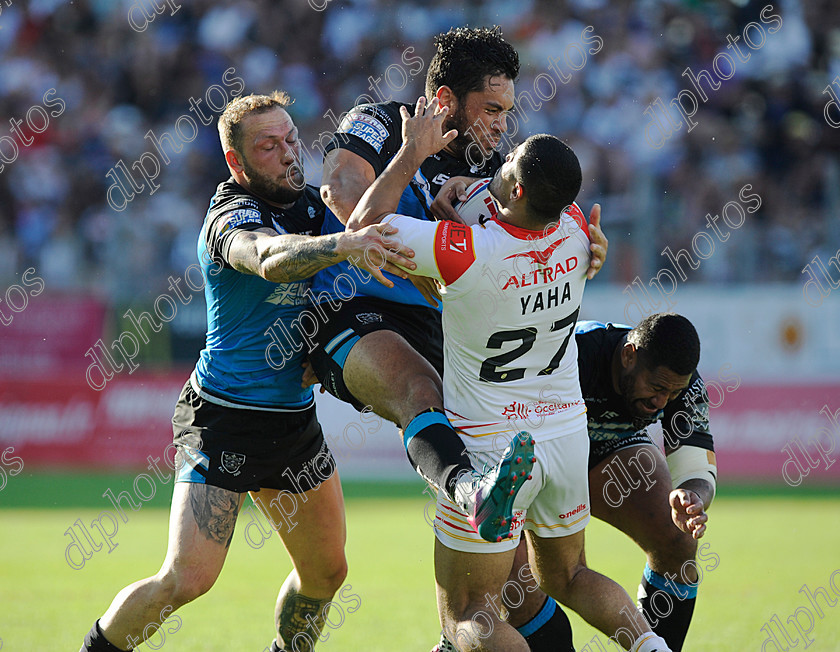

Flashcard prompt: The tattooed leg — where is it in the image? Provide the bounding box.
[189,484,241,547]
[97,483,243,647]
[275,572,333,651]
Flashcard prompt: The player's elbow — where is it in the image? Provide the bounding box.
[346,209,389,232]
[258,260,285,283]
[320,181,347,223]
[321,174,359,225]
[345,208,364,232]
[256,246,291,284]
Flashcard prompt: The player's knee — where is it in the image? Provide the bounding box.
[455,601,503,644]
[158,565,219,606]
[401,373,443,419]
[546,562,585,598]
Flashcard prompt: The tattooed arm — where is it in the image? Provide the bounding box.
[226,225,417,287]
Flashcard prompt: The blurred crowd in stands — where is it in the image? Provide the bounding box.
[1,0,838,302]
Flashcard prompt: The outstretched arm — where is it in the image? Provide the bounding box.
[226,225,415,288]
[346,97,458,231]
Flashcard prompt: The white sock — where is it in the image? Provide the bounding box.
[631,632,672,652]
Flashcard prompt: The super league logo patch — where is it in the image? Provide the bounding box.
[219,451,246,476]
[340,112,389,152]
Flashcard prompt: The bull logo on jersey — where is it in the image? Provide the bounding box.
[504,236,571,266]
[220,451,246,476]
[265,281,309,306]
[502,401,530,420]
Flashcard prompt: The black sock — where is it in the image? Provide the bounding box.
[517,597,575,652]
[403,408,472,500]
[638,567,697,652]
[81,620,128,652]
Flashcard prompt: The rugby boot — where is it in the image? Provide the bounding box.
[457,432,535,543]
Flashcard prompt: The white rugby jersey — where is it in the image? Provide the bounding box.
[384,195,591,451]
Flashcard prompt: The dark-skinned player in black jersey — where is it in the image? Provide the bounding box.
[432,313,717,652]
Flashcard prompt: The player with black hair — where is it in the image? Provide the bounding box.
[308,24,606,563]
[351,99,670,652]
[433,312,717,652]
[423,26,521,163]
[501,133,583,222]
[575,313,715,651]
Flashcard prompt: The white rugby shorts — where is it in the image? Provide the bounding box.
[434,424,591,554]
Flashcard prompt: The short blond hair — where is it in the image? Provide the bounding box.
[218,91,292,153]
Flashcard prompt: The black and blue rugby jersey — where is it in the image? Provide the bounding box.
[193,178,325,409]
[575,321,714,454]
[310,100,503,307]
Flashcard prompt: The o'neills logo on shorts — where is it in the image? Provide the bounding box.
[559,503,587,519]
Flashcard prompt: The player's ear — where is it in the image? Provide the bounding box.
[621,342,637,370]
[511,182,524,202]
[436,86,456,111]
[225,149,245,174]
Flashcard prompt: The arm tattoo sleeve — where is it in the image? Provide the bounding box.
[280,237,340,280]
[189,485,241,548]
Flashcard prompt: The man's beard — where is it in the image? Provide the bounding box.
[618,371,654,422]
[242,158,305,205]
[443,104,475,160]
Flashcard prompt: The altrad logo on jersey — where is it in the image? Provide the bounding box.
[504,236,571,266]
[502,257,579,291]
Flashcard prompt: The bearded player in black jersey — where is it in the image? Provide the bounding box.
[433,313,717,652]
[307,28,606,524]
[305,27,607,649]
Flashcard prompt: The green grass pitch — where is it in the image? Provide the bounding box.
[1,475,839,651]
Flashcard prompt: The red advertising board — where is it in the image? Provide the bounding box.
[0,295,107,374]
[1,372,838,485]
[704,384,840,485]
[0,373,186,468]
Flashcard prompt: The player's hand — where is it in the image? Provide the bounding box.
[301,361,325,392]
[669,488,708,539]
[340,223,414,288]
[430,176,473,223]
[586,203,607,280]
[400,97,458,162]
[408,274,441,307]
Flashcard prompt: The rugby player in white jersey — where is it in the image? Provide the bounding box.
[346,97,671,652]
